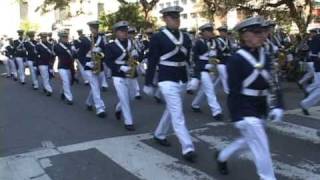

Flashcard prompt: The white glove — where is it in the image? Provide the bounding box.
[131,50,139,57]
[268,108,284,122]
[208,50,217,57]
[85,62,94,68]
[188,78,200,91]
[143,86,154,96]
[92,47,102,53]
[205,64,214,70]
[120,65,131,73]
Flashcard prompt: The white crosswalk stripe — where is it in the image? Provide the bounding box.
[0,107,319,180]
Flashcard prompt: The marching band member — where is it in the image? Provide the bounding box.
[190,23,223,121]
[128,26,142,100]
[105,21,139,131]
[73,29,90,85]
[36,32,55,96]
[216,25,232,94]
[142,27,163,103]
[144,6,196,162]
[25,31,39,90]
[84,20,106,118]
[4,38,18,80]
[54,30,75,105]
[215,17,284,179]
[13,30,27,84]
[298,29,317,92]
[300,28,320,115]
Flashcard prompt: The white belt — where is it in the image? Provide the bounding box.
[115,60,126,65]
[223,53,231,56]
[309,53,319,57]
[241,88,268,96]
[199,55,209,61]
[159,61,187,67]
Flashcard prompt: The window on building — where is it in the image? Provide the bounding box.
[19,1,28,20]
[159,3,164,9]
[190,13,197,18]
[98,2,105,17]
[166,2,171,7]
[181,0,187,5]
[181,13,188,19]
[174,0,179,6]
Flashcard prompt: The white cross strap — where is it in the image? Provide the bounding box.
[160,28,187,61]
[39,42,54,55]
[114,39,132,64]
[237,48,271,96]
[58,42,73,57]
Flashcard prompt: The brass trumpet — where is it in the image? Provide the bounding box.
[208,57,220,75]
[91,50,104,74]
[126,54,139,78]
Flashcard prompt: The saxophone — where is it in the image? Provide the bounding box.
[267,47,283,109]
[126,51,139,78]
[91,36,104,74]
[207,41,220,75]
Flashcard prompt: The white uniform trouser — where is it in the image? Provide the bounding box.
[15,57,25,83]
[8,59,18,78]
[2,57,10,76]
[299,62,314,86]
[27,60,39,88]
[99,69,108,88]
[58,69,73,101]
[77,61,89,83]
[85,70,105,112]
[103,62,112,79]
[301,72,320,109]
[113,77,136,125]
[216,64,229,94]
[39,65,53,93]
[218,117,276,180]
[192,72,222,116]
[133,78,141,96]
[155,81,194,155]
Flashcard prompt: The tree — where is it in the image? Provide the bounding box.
[20,20,40,32]
[199,0,316,34]
[117,0,159,22]
[99,2,152,32]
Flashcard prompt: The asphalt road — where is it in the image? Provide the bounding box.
[0,64,319,180]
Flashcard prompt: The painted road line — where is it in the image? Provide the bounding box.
[0,133,214,180]
[285,106,320,120]
[207,119,320,144]
[192,132,320,180]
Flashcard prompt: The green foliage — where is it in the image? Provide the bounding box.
[19,20,40,32]
[99,3,154,32]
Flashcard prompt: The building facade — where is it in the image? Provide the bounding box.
[0,0,121,38]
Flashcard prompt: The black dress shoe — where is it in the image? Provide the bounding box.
[115,111,121,120]
[60,93,65,100]
[135,95,142,100]
[101,87,108,92]
[186,90,194,95]
[21,82,25,85]
[97,111,106,118]
[154,96,162,104]
[153,136,171,147]
[302,108,310,116]
[66,100,73,105]
[33,87,39,90]
[13,77,17,81]
[213,114,223,121]
[296,82,303,90]
[84,82,89,86]
[183,151,197,163]
[46,92,52,96]
[191,106,201,113]
[86,105,93,111]
[124,124,135,131]
[215,151,229,175]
